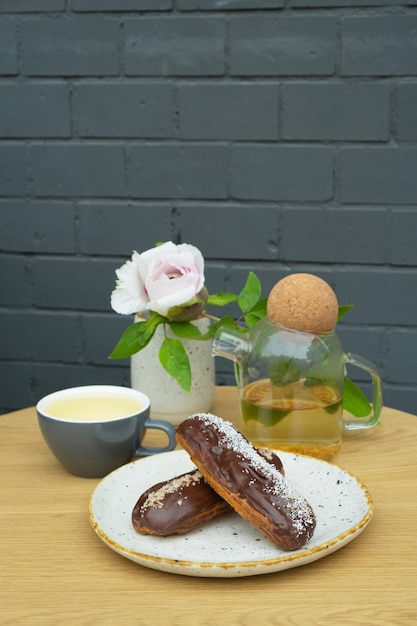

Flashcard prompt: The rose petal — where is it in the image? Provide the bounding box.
[111,242,205,318]
[148,282,201,317]
[110,252,149,315]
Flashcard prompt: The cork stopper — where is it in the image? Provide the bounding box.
[267,273,338,334]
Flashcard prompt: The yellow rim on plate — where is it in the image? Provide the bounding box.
[89,450,373,578]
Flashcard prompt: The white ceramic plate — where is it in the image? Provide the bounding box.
[89,450,373,578]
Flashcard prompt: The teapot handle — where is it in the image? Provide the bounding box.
[343,352,383,431]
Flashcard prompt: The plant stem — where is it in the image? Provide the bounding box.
[202,311,221,322]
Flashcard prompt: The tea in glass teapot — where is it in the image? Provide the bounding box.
[212,274,382,461]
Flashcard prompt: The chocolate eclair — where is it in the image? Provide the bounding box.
[176,413,316,551]
[132,448,284,536]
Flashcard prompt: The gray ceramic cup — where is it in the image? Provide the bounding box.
[37,385,177,478]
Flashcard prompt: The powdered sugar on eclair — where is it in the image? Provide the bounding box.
[176,413,316,550]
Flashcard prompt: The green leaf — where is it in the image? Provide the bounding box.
[238,271,262,314]
[244,296,268,328]
[337,305,354,321]
[207,315,241,338]
[108,315,162,359]
[257,408,291,427]
[207,292,238,307]
[169,321,204,339]
[270,358,301,387]
[343,377,372,417]
[159,337,191,392]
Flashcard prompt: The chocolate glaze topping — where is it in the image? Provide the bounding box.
[176,413,316,551]
[132,449,284,536]
[132,470,228,535]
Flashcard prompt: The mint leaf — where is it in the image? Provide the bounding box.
[109,315,162,359]
[257,408,291,427]
[270,358,301,387]
[208,315,241,337]
[343,377,372,417]
[338,305,354,321]
[244,296,268,327]
[159,337,191,392]
[207,292,238,307]
[169,321,204,339]
[238,271,262,314]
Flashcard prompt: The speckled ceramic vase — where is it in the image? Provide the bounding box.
[130,317,215,425]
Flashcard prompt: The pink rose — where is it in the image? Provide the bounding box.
[111,241,206,319]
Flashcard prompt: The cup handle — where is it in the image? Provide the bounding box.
[133,418,177,457]
[343,352,383,431]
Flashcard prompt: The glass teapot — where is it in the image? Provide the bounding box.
[212,317,382,461]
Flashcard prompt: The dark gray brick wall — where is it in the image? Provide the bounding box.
[178,83,279,140]
[340,147,417,204]
[1,200,75,252]
[127,143,229,198]
[0,82,70,138]
[78,202,173,255]
[73,82,174,138]
[0,144,30,195]
[124,17,225,76]
[20,17,120,76]
[280,208,388,264]
[231,145,333,201]
[341,15,417,76]
[281,82,390,141]
[71,0,171,9]
[229,15,337,76]
[0,1,66,10]
[0,18,17,74]
[398,83,417,141]
[1,1,416,416]
[31,143,125,197]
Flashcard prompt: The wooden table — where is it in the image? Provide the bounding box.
[1,387,416,625]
